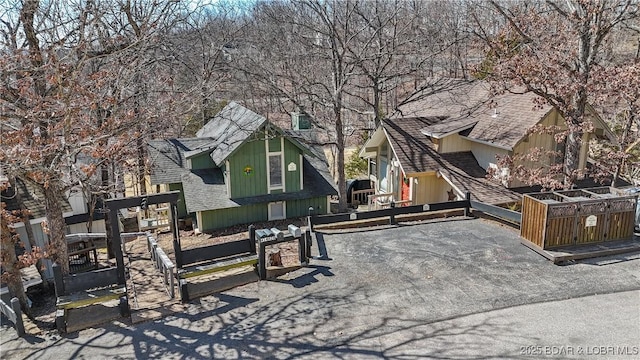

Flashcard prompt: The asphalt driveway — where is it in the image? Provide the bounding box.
[2,218,639,359]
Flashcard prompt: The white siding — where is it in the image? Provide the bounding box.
[67,188,87,214]
[66,219,107,234]
[470,142,510,171]
[14,223,53,279]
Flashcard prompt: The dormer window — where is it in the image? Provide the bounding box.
[292,112,311,131]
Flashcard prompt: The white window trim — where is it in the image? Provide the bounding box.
[225,160,231,196]
[299,154,304,190]
[266,137,285,193]
[268,201,286,220]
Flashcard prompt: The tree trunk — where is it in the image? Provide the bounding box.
[137,135,147,196]
[564,84,589,188]
[335,105,348,212]
[373,81,382,127]
[563,127,582,189]
[612,109,635,186]
[0,238,31,317]
[0,216,31,316]
[43,183,69,275]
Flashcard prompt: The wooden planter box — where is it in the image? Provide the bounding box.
[521,187,637,249]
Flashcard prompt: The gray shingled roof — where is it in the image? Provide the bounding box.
[394,80,552,149]
[147,138,215,185]
[196,102,267,166]
[148,131,337,213]
[180,169,237,213]
[179,156,337,213]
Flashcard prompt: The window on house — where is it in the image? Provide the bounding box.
[554,137,567,165]
[269,154,283,188]
[379,158,388,192]
[268,201,286,220]
[369,159,377,178]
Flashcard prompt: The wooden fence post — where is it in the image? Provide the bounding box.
[464,192,471,217]
[248,225,256,255]
[258,237,266,280]
[308,207,314,232]
[52,263,64,297]
[10,298,25,337]
[389,201,396,225]
[173,235,183,269]
[304,229,312,262]
[297,233,305,265]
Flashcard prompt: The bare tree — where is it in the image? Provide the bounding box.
[0,0,182,274]
[167,2,248,136]
[471,0,639,188]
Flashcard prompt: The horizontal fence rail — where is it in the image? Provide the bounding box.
[146,234,176,299]
[0,298,25,337]
[470,200,522,225]
[310,196,471,230]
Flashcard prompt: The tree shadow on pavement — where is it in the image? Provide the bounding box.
[9,285,535,360]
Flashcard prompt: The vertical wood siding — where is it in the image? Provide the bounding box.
[228,139,268,198]
[169,183,188,218]
[412,174,449,205]
[190,153,215,170]
[511,109,565,188]
[284,138,302,192]
[229,136,302,198]
[199,204,267,232]
[287,197,328,217]
[198,196,328,232]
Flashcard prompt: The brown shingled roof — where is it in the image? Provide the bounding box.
[382,117,445,175]
[394,80,552,149]
[383,117,521,205]
[438,152,522,205]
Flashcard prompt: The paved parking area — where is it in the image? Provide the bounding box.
[2,218,639,359]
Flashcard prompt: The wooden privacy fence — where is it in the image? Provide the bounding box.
[0,297,25,337]
[310,194,471,230]
[521,187,637,249]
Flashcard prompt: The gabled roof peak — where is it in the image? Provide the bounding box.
[196,102,268,166]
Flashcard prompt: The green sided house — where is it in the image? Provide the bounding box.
[147,102,337,232]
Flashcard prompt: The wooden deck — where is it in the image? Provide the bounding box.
[521,235,640,264]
